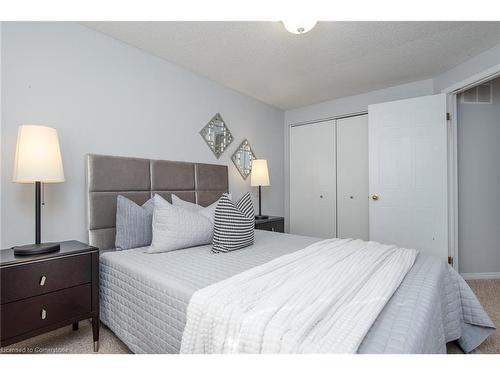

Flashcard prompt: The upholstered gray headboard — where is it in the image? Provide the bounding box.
[87,154,228,250]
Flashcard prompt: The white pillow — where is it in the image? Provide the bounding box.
[148,194,213,253]
[171,194,230,224]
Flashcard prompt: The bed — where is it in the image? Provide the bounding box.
[87,154,495,354]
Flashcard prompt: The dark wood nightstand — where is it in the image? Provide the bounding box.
[255,216,285,233]
[0,241,100,352]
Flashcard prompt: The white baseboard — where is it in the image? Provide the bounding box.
[461,272,500,280]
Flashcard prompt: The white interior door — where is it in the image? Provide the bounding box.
[290,120,336,238]
[337,115,369,240]
[369,94,448,260]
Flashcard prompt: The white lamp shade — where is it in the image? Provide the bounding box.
[13,125,65,183]
[251,159,270,187]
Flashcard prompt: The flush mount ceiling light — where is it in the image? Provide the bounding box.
[282,21,317,35]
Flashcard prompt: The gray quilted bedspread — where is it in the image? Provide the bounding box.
[99,230,495,354]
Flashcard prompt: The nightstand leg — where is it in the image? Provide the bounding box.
[92,316,99,352]
[72,322,79,331]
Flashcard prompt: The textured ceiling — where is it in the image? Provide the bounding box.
[83,21,500,110]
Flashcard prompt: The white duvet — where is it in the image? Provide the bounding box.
[180,238,418,353]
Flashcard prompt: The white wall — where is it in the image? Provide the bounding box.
[283,79,435,231]
[0,22,284,247]
[284,79,435,125]
[434,43,500,93]
[457,78,500,274]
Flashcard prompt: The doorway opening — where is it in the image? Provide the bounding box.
[455,77,500,278]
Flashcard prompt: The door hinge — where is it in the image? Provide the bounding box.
[446,112,451,121]
[448,256,454,266]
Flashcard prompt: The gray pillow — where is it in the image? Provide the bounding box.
[148,195,213,254]
[115,195,154,250]
[171,194,229,224]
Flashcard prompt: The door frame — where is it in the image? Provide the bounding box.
[441,63,500,272]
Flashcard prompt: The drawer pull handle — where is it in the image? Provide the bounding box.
[40,275,47,286]
[41,308,47,320]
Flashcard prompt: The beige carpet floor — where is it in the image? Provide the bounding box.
[1,320,131,354]
[447,280,500,354]
[2,280,499,354]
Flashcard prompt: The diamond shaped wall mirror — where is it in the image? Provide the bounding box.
[199,113,233,159]
[231,139,256,180]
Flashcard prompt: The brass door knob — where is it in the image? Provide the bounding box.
[371,193,380,201]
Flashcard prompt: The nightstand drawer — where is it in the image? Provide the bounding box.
[255,220,284,233]
[0,284,91,340]
[1,254,91,304]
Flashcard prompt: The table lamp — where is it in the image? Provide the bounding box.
[251,159,270,220]
[12,125,65,255]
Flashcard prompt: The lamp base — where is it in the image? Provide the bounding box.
[12,243,60,256]
[255,215,269,220]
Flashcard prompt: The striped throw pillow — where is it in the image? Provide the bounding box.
[212,193,255,253]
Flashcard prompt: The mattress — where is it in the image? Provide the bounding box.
[100,230,495,354]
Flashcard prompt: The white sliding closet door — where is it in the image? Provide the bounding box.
[337,115,369,240]
[368,94,448,261]
[290,121,336,238]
